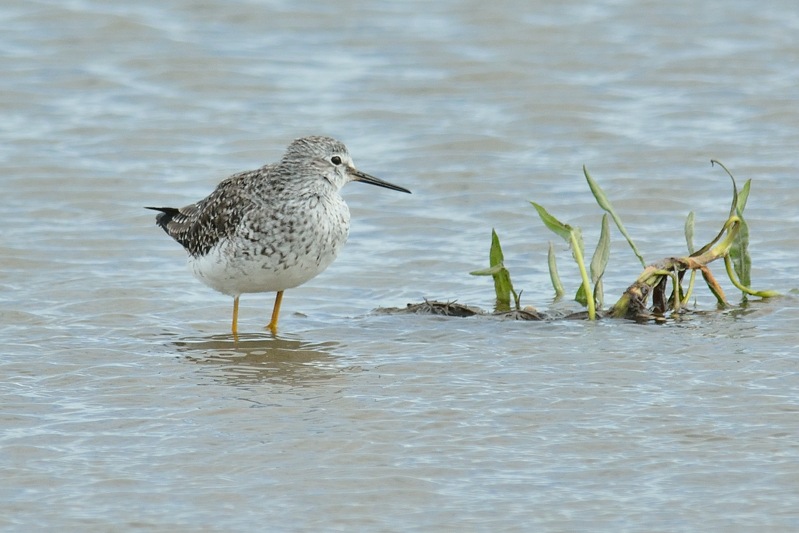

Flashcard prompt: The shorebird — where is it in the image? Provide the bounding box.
[147,136,410,334]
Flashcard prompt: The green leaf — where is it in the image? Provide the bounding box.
[736,179,751,215]
[576,217,610,307]
[469,230,522,312]
[583,166,646,267]
[469,265,505,276]
[685,211,696,254]
[489,228,505,268]
[547,241,565,299]
[486,229,514,310]
[730,179,752,292]
[591,214,611,285]
[531,201,586,268]
[729,218,751,289]
[594,278,604,310]
[531,202,595,319]
[589,214,611,309]
[575,283,587,306]
[531,202,573,243]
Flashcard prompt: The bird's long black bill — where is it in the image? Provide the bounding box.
[351,168,411,194]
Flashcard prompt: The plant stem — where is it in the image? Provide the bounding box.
[571,232,596,320]
[681,270,697,306]
[723,255,780,298]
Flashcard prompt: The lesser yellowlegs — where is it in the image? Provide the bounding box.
[147,136,411,334]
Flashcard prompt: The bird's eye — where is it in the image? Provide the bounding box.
[331,156,342,165]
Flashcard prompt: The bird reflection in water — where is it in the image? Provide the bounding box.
[174,334,346,388]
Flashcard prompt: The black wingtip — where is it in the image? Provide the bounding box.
[145,206,179,231]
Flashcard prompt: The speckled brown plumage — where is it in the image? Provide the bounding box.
[147,169,259,257]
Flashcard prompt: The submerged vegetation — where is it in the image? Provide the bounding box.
[456,160,777,320]
[469,161,778,321]
[379,162,777,322]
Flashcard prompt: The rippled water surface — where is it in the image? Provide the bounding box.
[2,0,799,531]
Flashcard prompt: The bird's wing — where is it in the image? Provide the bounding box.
[148,170,259,257]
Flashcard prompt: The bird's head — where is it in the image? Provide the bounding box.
[282,136,411,194]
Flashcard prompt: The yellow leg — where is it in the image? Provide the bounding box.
[231,295,240,336]
[266,291,284,334]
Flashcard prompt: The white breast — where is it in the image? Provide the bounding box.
[188,195,351,297]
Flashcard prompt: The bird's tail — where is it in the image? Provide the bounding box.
[145,206,179,233]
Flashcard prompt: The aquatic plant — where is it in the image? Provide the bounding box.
[469,229,520,312]
[471,162,777,321]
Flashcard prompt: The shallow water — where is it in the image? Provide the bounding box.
[2,0,799,531]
